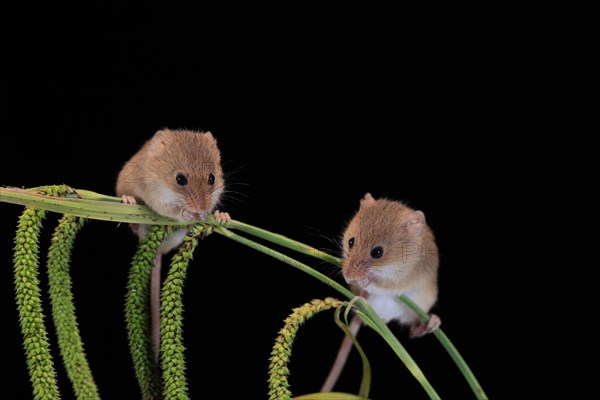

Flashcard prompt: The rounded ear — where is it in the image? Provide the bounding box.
[203,131,214,139]
[407,210,426,236]
[360,192,375,206]
[153,129,168,139]
[150,129,169,153]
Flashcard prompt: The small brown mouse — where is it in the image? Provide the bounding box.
[321,193,440,392]
[116,128,229,361]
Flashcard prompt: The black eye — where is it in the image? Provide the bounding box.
[208,173,215,185]
[348,237,355,249]
[176,173,188,186]
[371,246,384,259]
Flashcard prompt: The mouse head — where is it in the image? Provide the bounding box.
[341,193,431,292]
[145,129,225,221]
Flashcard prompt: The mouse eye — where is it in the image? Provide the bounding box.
[370,246,384,259]
[208,173,215,185]
[176,173,188,186]
[348,237,355,249]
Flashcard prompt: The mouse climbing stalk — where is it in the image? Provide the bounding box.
[116,128,230,362]
[321,193,441,393]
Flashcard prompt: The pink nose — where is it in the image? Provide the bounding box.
[349,277,370,289]
[183,209,208,221]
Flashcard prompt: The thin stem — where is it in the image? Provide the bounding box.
[225,220,341,265]
[333,309,371,398]
[215,227,353,298]
[351,300,441,400]
[399,295,488,400]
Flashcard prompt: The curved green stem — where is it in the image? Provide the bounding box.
[399,295,488,400]
[13,207,61,399]
[47,215,100,399]
[215,227,353,298]
[225,220,341,265]
[333,307,371,398]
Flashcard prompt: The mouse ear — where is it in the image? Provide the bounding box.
[203,131,214,139]
[360,192,375,205]
[407,210,426,236]
[150,130,169,153]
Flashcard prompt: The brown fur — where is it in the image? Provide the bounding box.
[341,193,438,295]
[116,128,224,221]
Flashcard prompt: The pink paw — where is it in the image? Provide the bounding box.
[213,210,231,223]
[121,195,139,233]
[121,195,137,205]
[409,313,441,338]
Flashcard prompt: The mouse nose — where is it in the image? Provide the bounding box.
[342,260,371,287]
[343,273,371,290]
[183,209,208,221]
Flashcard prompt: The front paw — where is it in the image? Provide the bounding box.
[121,195,137,205]
[213,210,231,223]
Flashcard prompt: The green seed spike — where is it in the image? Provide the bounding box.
[159,224,205,400]
[13,207,61,399]
[125,225,174,400]
[268,298,342,400]
[47,215,100,399]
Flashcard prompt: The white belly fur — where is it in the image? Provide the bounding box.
[365,290,419,325]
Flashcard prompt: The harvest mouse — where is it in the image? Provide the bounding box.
[321,193,440,392]
[116,128,230,361]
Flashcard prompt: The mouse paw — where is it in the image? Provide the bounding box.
[409,313,441,338]
[121,195,137,205]
[213,210,231,223]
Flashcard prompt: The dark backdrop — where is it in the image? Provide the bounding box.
[2,3,536,399]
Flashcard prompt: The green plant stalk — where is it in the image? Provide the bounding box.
[160,224,205,400]
[225,220,341,265]
[47,215,100,400]
[333,306,371,398]
[269,298,342,400]
[215,227,440,399]
[215,227,353,298]
[126,225,174,400]
[399,295,488,400]
[13,207,61,399]
[349,302,441,400]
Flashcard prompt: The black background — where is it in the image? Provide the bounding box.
[1,2,555,399]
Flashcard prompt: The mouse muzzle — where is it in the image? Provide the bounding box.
[182,194,212,221]
[182,208,209,221]
[342,259,371,289]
